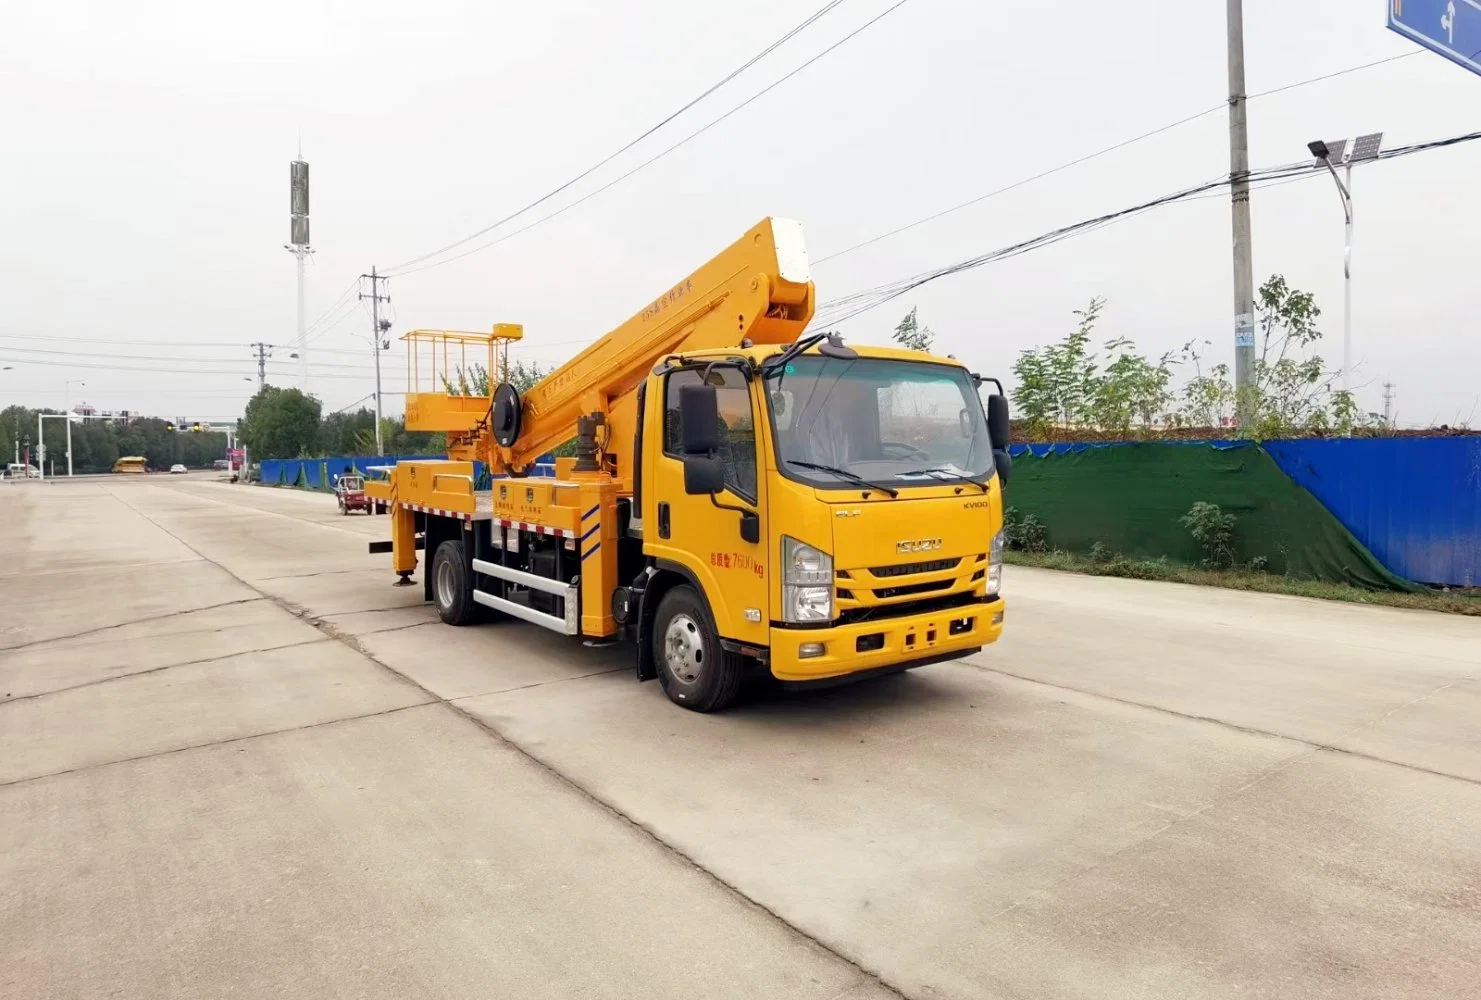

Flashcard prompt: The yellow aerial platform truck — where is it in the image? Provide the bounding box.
[365,218,1011,711]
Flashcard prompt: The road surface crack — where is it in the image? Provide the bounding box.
[1,597,265,653]
[967,661,1481,789]
[107,486,912,1000]
[0,701,434,790]
[1,637,329,704]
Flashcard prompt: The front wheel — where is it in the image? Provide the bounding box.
[652,586,744,713]
[431,539,477,626]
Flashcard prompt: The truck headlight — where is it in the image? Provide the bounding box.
[782,536,833,623]
[988,529,1004,596]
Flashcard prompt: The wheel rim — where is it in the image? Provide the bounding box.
[663,613,705,685]
[435,559,455,610]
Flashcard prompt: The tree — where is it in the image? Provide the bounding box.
[320,408,378,456]
[1177,274,1359,437]
[357,416,445,457]
[892,307,934,352]
[239,387,321,459]
[1011,298,1171,438]
[0,406,228,472]
[445,358,550,396]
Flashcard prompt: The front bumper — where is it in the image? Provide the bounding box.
[769,596,1005,682]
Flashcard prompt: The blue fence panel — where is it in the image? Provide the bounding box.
[259,453,559,489]
[1263,437,1481,587]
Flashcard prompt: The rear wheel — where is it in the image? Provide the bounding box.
[431,539,477,626]
[652,585,744,713]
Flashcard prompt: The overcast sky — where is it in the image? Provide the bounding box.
[3,0,1479,428]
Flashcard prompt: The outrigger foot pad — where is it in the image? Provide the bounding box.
[394,573,415,587]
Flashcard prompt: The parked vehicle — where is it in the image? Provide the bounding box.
[364,218,1012,713]
[6,463,40,479]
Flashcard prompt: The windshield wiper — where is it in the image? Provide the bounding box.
[787,461,899,498]
[901,467,990,493]
[759,332,859,378]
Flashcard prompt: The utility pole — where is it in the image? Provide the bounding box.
[250,343,272,389]
[1382,382,1395,427]
[1227,0,1256,427]
[360,267,391,457]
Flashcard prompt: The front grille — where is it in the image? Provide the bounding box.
[874,579,953,600]
[837,591,981,626]
[867,557,960,578]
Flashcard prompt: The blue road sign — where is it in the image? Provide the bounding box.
[1389,0,1481,78]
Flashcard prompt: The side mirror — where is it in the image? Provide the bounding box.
[987,394,1011,450]
[993,448,1012,487]
[683,454,725,495]
[679,384,721,454]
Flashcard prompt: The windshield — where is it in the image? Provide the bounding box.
[767,356,992,488]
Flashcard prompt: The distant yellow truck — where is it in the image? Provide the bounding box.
[367,218,1012,711]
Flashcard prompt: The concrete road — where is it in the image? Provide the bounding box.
[4,476,1480,1000]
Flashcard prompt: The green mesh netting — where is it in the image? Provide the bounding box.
[1005,442,1416,592]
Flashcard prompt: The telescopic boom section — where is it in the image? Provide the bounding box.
[494,217,816,474]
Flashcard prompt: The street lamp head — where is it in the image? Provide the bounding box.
[1308,139,1331,161]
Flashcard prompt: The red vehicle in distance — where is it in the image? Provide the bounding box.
[334,474,372,515]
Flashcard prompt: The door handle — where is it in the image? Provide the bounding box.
[658,501,671,539]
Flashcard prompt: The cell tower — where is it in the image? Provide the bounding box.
[285,150,312,388]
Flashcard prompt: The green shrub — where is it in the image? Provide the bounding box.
[1180,501,1236,569]
[1004,506,1048,553]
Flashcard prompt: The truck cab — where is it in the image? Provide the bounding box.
[631,340,1006,703]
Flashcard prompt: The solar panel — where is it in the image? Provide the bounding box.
[1348,132,1385,163]
[1319,138,1350,163]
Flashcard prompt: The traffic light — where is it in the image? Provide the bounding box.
[191,422,202,433]
[165,422,176,431]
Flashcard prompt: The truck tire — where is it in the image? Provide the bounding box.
[431,539,477,626]
[653,585,744,712]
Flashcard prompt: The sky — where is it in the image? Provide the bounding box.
[2,0,1479,429]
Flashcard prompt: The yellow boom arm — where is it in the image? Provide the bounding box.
[495,217,815,474]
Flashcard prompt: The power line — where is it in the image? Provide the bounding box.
[329,393,375,414]
[0,355,394,381]
[1246,50,1417,101]
[385,0,852,275]
[0,332,396,359]
[811,128,1481,326]
[814,50,1426,266]
[0,343,402,369]
[299,278,362,341]
[304,291,368,346]
[386,0,914,278]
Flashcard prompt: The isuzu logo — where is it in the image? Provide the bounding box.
[897,538,943,554]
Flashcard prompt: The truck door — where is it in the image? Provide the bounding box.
[645,367,769,647]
